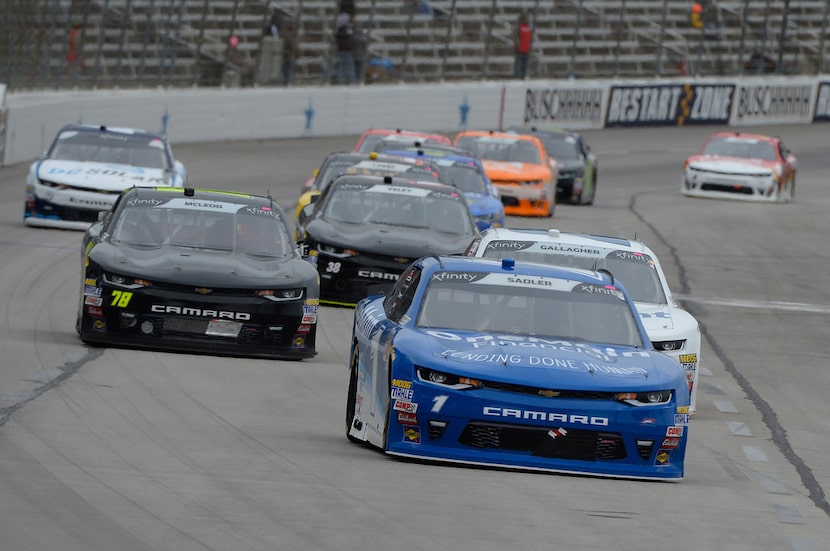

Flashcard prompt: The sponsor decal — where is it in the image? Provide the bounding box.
[244,206,280,219]
[392,379,412,389]
[428,333,651,364]
[666,426,684,437]
[573,283,625,299]
[676,406,690,414]
[654,450,671,465]
[675,414,690,426]
[403,427,421,444]
[303,304,319,314]
[355,303,384,338]
[84,285,102,297]
[547,427,568,439]
[483,406,609,426]
[358,270,399,281]
[661,437,680,449]
[301,314,317,324]
[126,198,163,207]
[606,84,734,127]
[296,324,312,334]
[84,278,98,285]
[391,387,414,401]
[292,336,305,347]
[815,82,830,122]
[484,240,535,252]
[430,271,487,283]
[393,400,418,413]
[93,319,106,332]
[678,353,697,364]
[150,305,251,320]
[305,298,320,306]
[733,83,814,124]
[88,306,103,316]
[641,417,657,425]
[523,87,605,125]
[85,296,103,306]
[397,412,418,425]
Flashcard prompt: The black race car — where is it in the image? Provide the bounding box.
[77,186,320,359]
[298,174,479,306]
[509,126,598,205]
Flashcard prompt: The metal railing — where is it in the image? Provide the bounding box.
[1,0,828,91]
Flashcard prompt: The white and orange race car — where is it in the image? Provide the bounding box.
[454,130,557,217]
[682,131,797,202]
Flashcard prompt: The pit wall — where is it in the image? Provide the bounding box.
[2,76,829,166]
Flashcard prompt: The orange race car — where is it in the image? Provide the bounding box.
[353,128,452,153]
[454,130,557,217]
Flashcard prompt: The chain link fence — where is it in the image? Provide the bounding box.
[1,0,828,92]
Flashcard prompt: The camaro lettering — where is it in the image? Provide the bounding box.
[483,406,609,426]
[151,305,251,320]
[358,270,399,280]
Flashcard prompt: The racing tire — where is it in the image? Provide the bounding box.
[586,174,597,205]
[345,342,362,443]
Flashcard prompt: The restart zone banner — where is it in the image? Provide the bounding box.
[604,83,734,127]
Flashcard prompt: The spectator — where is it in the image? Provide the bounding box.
[514,10,532,80]
[258,12,282,85]
[335,12,356,85]
[66,19,84,67]
[353,20,369,84]
[690,2,704,29]
[339,0,356,17]
[281,19,298,86]
[224,35,251,87]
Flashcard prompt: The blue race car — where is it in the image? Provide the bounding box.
[378,145,505,231]
[346,255,690,480]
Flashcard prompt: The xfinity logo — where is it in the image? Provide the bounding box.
[151,305,251,320]
[127,198,163,207]
[431,271,485,282]
[483,406,609,426]
[612,250,650,263]
[486,240,532,251]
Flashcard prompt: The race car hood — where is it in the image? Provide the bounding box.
[306,219,474,256]
[465,192,493,213]
[635,303,675,333]
[481,160,552,182]
[404,329,683,391]
[686,156,777,174]
[555,158,585,174]
[90,242,316,287]
[37,159,170,189]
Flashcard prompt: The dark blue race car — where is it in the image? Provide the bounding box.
[346,255,690,480]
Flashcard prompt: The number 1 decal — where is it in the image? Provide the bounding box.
[431,395,448,413]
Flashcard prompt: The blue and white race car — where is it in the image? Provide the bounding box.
[346,255,690,480]
[24,124,187,230]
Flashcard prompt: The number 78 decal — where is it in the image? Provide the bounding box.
[110,290,133,307]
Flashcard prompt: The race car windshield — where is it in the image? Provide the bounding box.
[417,276,643,347]
[439,164,488,194]
[702,137,777,161]
[49,130,169,169]
[112,206,291,256]
[480,247,667,304]
[455,137,541,164]
[540,137,581,160]
[325,189,472,233]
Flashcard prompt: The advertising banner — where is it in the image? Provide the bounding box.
[605,83,734,127]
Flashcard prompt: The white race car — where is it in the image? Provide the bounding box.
[681,131,797,203]
[466,227,702,413]
[24,124,187,230]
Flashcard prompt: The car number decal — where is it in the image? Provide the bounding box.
[110,290,134,307]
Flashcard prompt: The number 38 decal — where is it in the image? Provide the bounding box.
[325,262,342,274]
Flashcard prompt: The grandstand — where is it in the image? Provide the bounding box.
[1,0,828,90]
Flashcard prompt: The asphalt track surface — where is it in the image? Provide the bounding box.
[1,124,830,551]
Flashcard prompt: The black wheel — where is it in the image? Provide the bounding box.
[585,173,597,205]
[345,343,362,443]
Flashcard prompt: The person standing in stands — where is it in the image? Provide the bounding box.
[690,2,704,29]
[66,19,84,67]
[514,10,532,80]
[281,19,298,85]
[335,12,356,85]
